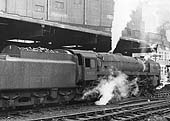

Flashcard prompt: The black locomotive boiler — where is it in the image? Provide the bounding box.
[0,45,161,108]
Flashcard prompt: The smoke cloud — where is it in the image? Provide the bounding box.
[111,0,170,51]
[142,0,170,33]
[82,68,139,105]
[111,0,141,51]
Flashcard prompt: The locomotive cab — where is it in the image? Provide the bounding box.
[71,50,98,84]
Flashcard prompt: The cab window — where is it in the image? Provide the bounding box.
[85,58,90,67]
[85,58,96,68]
[91,59,96,68]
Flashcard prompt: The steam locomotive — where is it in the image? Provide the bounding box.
[0,45,161,108]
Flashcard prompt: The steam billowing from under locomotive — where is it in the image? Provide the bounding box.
[82,67,139,105]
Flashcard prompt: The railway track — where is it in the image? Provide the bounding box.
[25,99,170,121]
[1,90,170,121]
[0,98,162,121]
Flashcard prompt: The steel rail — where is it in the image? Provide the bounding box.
[27,100,170,121]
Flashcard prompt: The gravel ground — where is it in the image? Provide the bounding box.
[0,102,120,121]
[0,97,158,121]
[147,115,168,121]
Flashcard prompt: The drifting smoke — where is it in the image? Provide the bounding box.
[142,0,170,33]
[82,68,139,105]
[111,0,141,51]
[111,0,170,51]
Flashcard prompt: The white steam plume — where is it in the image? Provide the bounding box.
[82,68,139,105]
[111,0,141,51]
[111,0,170,51]
[95,72,129,105]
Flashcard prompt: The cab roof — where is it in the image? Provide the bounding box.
[71,50,97,58]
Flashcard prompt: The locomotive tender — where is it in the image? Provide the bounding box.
[0,45,161,108]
